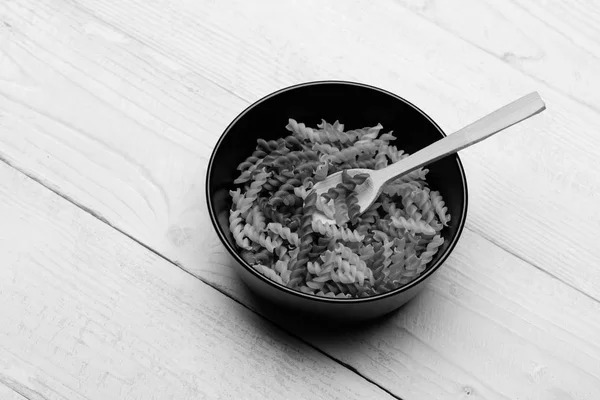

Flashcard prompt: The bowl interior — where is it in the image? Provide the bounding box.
[207,81,467,300]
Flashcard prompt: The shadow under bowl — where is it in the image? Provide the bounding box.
[206,81,468,323]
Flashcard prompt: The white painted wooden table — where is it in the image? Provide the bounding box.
[1,0,599,399]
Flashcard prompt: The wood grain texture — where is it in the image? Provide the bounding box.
[0,163,397,400]
[75,0,600,298]
[393,0,600,112]
[1,0,599,301]
[1,0,600,399]
[2,164,599,400]
[0,385,29,400]
[263,226,600,400]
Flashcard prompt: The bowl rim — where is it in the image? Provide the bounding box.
[206,80,468,303]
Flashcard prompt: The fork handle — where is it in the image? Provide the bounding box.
[371,92,546,186]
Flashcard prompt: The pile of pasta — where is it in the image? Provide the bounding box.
[229,118,451,298]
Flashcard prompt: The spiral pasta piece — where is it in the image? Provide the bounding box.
[324,142,378,164]
[241,249,271,265]
[267,222,300,247]
[419,235,444,266]
[356,202,380,227]
[316,120,360,144]
[274,258,292,285]
[342,123,383,142]
[287,191,317,288]
[368,244,387,286]
[306,259,339,290]
[313,143,341,155]
[430,190,451,226]
[386,250,406,281]
[286,119,322,142]
[311,220,365,242]
[239,170,271,215]
[345,192,361,226]
[262,170,295,192]
[380,144,407,163]
[391,216,437,236]
[252,263,284,285]
[254,146,291,172]
[375,217,420,247]
[332,193,349,226]
[314,161,330,181]
[334,243,373,286]
[322,171,368,202]
[229,189,243,209]
[374,150,389,170]
[269,176,303,206]
[308,236,336,259]
[400,253,423,283]
[335,158,377,171]
[229,210,252,250]
[234,152,269,183]
[273,150,319,168]
[243,224,283,253]
[315,196,336,220]
[412,189,443,232]
[276,135,304,150]
[256,138,282,152]
[382,181,422,197]
[316,119,344,133]
[237,148,267,172]
[250,206,266,231]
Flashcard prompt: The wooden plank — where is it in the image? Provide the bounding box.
[1,0,599,301]
[0,164,396,400]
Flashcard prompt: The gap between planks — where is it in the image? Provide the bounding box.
[0,382,34,400]
[0,147,595,310]
[0,150,405,400]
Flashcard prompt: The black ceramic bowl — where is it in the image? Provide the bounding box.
[207,81,468,322]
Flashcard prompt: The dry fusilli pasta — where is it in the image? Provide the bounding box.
[228,119,451,298]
